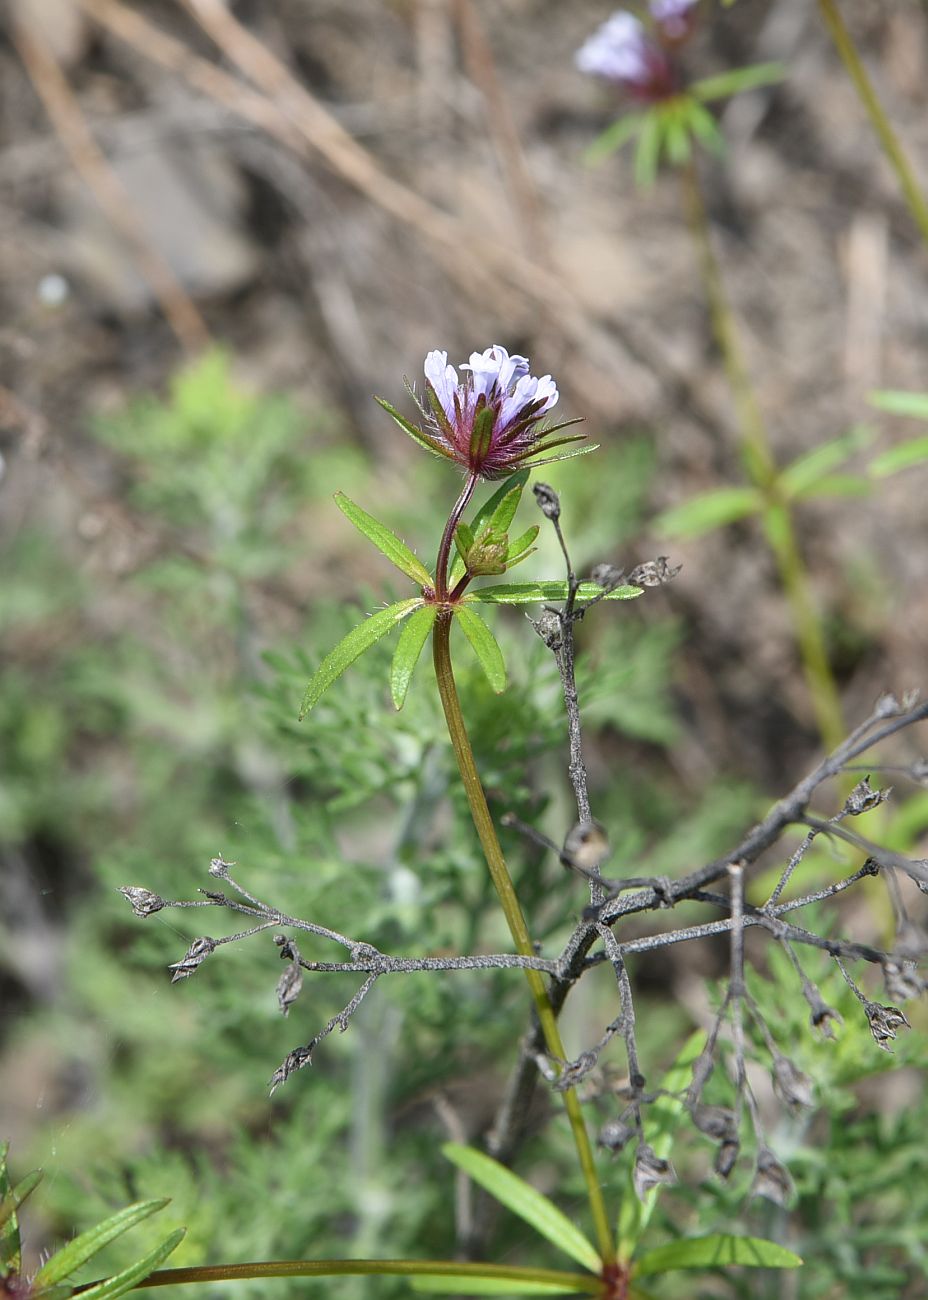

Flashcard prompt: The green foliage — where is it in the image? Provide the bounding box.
[441,1144,601,1273]
[1,1147,182,1300]
[633,1234,801,1276]
[335,492,434,586]
[585,64,784,183]
[454,607,507,693]
[298,597,423,717]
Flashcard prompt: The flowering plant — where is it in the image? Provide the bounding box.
[578,3,783,183]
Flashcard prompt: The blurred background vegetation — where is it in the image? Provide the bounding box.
[1,2,927,1297]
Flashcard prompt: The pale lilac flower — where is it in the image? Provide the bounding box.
[575,11,676,102]
[378,344,589,481]
[650,0,699,44]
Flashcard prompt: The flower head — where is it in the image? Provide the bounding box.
[379,345,589,480]
[575,11,676,102]
[650,0,699,45]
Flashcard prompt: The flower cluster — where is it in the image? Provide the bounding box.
[576,1,698,102]
[380,345,589,481]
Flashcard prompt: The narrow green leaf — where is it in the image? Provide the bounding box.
[374,398,454,461]
[654,487,762,538]
[0,1143,26,1274]
[450,472,529,586]
[334,492,433,587]
[486,485,525,537]
[391,605,437,709]
[661,105,691,167]
[792,473,872,499]
[454,608,506,693]
[34,1200,171,1287]
[868,389,928,421]
[76,1229,185,1300]
[634,1235,802,1277]
[505,525,540,568]
[869,437,928,478]
[411,1277,582,1295]
[129,1261,599,1291]
[634,112,662,188]
[691,62,786,103]
[299,599,422,718]
[687,101,725,155]
[584,112,646,165]
[441,1144,601,1274]
[0,1170,43,1236]
[618,1033,705,1255]
[778,425,872,498]
[464,581,641,605]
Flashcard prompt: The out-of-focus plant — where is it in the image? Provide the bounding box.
[815,0,928,252]
[576,4,928,757]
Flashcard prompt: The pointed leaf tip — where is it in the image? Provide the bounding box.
[391,605,437,709]
[334,492,433,587]
[441,1144,601,1274]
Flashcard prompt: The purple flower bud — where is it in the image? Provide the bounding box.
[576,12,677,103]
[650,0,699,45]
[389,346,587,481]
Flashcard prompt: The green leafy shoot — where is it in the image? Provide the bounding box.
[454,607,507,693]
[778,425,873,499]
[619,1033,705,1257]
[299,599,423,718]
[441,1145,601,1274]
[73,1228,186,1300]
[654,486,762,538]
[334,492,433,587]
[33,1199,172,1288]
[450,472,529,586]
[464,581,641,606]
[391,605,437,709]
[691,62,786,103]
[633,1234,802,1277]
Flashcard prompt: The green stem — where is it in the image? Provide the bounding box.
[818,0,928,250]
[432,611,615,1265]
[682,161,845,751]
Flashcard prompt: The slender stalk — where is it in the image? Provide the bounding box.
[432,611,615,1264]
[682,160,845,751]
[818,0,928,250]
[435,473,478,599]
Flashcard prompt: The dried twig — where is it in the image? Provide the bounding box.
[11,7,209,354]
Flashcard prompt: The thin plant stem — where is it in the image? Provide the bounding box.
[818,0,928,250]
[431,611,615,1265]
[682,160,845,751]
